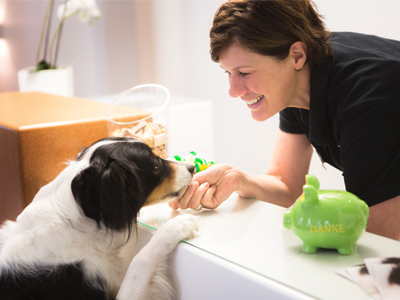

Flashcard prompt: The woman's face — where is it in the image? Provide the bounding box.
[219,41,308,122]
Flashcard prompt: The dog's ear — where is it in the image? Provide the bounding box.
[71,159,144,231]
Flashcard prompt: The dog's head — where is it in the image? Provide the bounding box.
[71,137,194,232]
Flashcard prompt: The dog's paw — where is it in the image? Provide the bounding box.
[170,214,199,240]
[155,214,199,247]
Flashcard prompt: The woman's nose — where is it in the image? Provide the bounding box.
[228,74,247,98]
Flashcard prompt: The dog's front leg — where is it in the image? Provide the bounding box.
[116,214,198,300]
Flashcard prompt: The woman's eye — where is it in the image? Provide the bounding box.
[239,72,250,77]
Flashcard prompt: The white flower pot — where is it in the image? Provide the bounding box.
[17,65,75,97]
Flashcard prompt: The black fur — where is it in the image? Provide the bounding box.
[0,262,108,300]
[71,137,172,232]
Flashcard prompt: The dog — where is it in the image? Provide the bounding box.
[0,137,198,300]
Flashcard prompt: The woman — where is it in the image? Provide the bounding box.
[169,0,400,240]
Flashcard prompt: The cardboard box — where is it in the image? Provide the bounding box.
[0,92,148,223]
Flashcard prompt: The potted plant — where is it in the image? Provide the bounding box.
[18,0,101,97]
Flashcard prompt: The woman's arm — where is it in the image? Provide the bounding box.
[169,129,313,210]
[367,196,400,240]
[238,129,313,207]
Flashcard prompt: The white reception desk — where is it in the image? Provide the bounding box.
[122,193,400,300]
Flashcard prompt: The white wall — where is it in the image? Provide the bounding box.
[2,0,400,190]
[0,0,139,96]
[315,0,400,40]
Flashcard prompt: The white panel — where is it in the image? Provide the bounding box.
[168,98,214,160]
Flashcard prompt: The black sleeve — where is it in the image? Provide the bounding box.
[279,108,305,134]
[337,104,400,206]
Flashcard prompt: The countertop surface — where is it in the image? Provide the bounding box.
[0,92,110,129]
[138,193,400,300]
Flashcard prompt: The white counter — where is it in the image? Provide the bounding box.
[123,193,400,300]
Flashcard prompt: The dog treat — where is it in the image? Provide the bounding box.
[172,151,215,173]
[111,121,167,157]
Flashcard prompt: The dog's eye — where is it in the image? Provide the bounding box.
[155,166,159,170]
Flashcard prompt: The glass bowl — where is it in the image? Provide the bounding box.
[106,84,170,158]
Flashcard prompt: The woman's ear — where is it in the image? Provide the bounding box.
[290,41,307,70]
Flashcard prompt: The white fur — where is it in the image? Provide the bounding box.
[117,215,198,300]
[0,139,198,299]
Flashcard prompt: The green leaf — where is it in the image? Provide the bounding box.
[36,60,51,71]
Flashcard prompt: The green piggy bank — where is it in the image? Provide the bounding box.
[283,175,369,255]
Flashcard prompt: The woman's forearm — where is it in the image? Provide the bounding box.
[236,172,298,208]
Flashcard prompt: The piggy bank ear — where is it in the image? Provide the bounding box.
[300,185,318,206]
[305,174,320,190]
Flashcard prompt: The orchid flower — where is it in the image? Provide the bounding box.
[57,0,101,24]
[35,0,101,71]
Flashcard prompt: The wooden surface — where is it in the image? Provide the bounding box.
[0,92,147,223]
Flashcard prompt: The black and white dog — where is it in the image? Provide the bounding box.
[0,137,198,300]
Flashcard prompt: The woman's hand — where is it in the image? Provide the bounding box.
[168,164,244,210]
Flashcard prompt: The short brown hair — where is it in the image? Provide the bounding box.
[210,0,333,69]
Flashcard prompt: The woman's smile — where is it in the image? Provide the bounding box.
[244,95,264,106]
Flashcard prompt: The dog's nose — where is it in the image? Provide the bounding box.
[187,164,195,175]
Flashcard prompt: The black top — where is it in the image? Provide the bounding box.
[279,32,400,206]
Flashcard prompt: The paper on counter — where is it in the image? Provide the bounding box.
[336,265,382,300]
[337,257,400,300]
